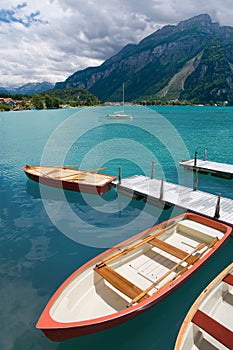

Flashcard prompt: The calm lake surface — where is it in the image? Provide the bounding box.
[1,105,233,350]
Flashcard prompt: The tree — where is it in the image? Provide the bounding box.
[53,98,60,108]
[45,95,53,109]
[0,103,10,111]
[32,94,44,109]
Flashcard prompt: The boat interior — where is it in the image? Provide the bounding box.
[50,217,224,323]
[182,270,233,349]
[94,219,221,305]
[25,165,113,185]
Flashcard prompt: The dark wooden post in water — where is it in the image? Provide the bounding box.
[160,178,164,199]
[203,148,207,161]
[151,160,155,179]
[214,194,221,219]
[193,169,199,191]
[194,151,198,167]
[118,167,122,185]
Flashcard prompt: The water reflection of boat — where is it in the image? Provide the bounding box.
[26,179,115,204]
[22,165,116,195]
[25,179,152,227]
[26,179,170,219]
[36,213,232,341]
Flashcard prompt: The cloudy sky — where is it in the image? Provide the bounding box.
[1,0,233,88]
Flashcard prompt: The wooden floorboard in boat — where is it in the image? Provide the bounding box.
[130,250,179,286]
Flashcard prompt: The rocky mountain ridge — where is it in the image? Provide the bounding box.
[55,14,233,104]
[0,82,54,95]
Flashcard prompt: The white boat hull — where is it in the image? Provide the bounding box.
[36,213,232,341]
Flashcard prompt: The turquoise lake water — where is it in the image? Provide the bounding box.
[1,105,233,350]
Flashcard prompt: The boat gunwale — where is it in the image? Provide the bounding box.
[174,262,233,350]
[36,212,232,336]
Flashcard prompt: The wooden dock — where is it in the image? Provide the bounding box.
[179,159,233,179]
[112,175,233,226]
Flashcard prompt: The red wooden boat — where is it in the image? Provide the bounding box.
[22,165,116,195]
[36,212,232,341]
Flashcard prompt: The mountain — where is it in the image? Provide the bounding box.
[4,82,54,95]
[55,14,233,104]
[0,86,9,94]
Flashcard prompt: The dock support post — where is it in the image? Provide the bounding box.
[194,151,198,167]
[151,160,155,179]
[193,169,199,191]
[203,148,207,161]
[118,167,121,185]
[214,194,221,219]
[160,178,164,199]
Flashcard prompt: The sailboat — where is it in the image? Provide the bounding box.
[107,83,133,119]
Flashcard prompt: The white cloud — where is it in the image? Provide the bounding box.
[1,0,233,87]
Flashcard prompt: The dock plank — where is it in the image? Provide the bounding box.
[179,159,233,179]
[113,176,233,226]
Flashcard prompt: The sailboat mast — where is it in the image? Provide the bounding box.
[122,83,125,111]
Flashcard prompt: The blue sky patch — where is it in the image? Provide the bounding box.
[0,3,47,27]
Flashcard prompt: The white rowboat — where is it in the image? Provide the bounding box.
[36,212,232,341]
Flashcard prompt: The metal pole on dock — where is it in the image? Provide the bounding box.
[160,178,164,199]
[193,169,199,191]
[203,148,207,161]
[118,167,122,185]
[214,194,221,219]
[151,160,155,179]
[194,151,198,167]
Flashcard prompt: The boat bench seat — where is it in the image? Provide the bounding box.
[192,309,233,349]
[177,219,222,242]
[94,264,150,301]
[149,237,197,265]
[223,273,233,286]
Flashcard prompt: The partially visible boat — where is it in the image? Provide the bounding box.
[107,83,133,119]
[107,112,133,119]
[22,165,116,195]
[175,262,233,350]
[36,212,232,341]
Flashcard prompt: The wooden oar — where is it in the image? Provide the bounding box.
[128,242,206,307]
[158,237,220,291]
[27,165,78,169]
[54,168,106,180]
[96,222,177,268]
[56,172,85,180]
[63,165,79,169]
[60,168,107,177]
[26,166,56,178]
[87,167,107,173]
